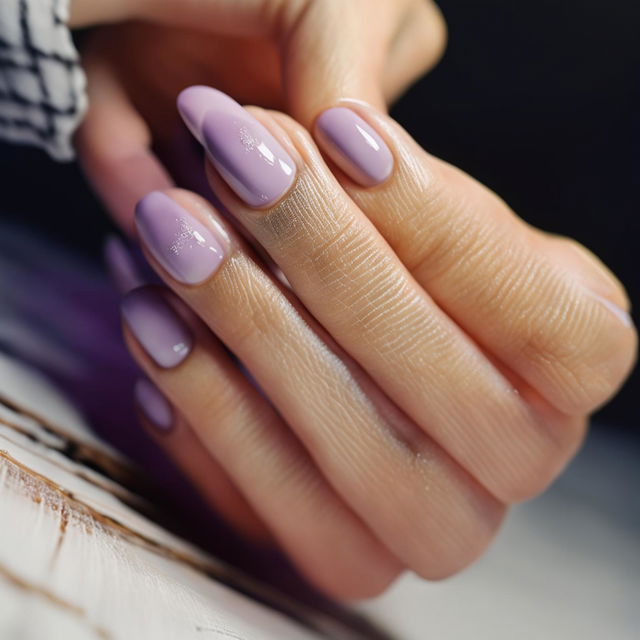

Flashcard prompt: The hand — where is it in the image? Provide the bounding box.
[118,87,637,599]
[71,0,447,231]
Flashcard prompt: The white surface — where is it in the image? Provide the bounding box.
[2,351,638,639]
[0,355,324,640]
[0,454,321,640]
[0,352,123,460]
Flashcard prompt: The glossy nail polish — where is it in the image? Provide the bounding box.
[177,85,239,144]
[315,107,393,187]
[135,378,173,431]
[136,191,226,285]
[121,287,192,369]
[178,86,296,207]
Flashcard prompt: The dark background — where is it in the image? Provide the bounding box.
[1,0,638,428]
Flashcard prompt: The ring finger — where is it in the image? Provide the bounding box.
[128,187,504,582]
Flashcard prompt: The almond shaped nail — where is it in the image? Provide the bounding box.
[122,287,192,369]
[178,86,296,208]
[136,191,226,285]
[315,107,393,187]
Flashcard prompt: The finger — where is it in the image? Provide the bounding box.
[533,232,632,314]
[176,87,563,503]
[122,287,402,599]
[382,0,447,102]
[134,377,271,541]
[309,101,636,419]
[104,236,269,541]
[75,45,173,234]
[130,187,505,582]
[277,0,391,123]
[136,0,402,123]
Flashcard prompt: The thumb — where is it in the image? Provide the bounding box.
[278,0,389,126]
[138,0,391,126]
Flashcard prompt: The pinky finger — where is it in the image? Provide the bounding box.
[122,286,402,600]
[134,377,271,542]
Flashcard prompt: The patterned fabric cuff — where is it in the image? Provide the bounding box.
[0,0,87,161]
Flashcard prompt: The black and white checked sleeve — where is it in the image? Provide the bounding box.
[0,0,87,160]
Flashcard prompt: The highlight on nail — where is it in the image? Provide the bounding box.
[136,191,226,286]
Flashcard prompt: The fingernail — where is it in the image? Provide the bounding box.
[121,286,193,368]
[177,85,239,144]
[178,85,296,207]
[104,235,147,294]
[136,191,226,285]
[135,378,173,431]
[315,107,393,187]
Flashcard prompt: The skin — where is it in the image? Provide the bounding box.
[71,0,447,231]
[66,0,637,598]
[125,105,636,599]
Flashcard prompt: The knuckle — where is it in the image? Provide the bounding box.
[554,237,631,310]
[413,515,500,581]
[311,552,402,601]
[215,259,292,352]
[476,408,587,505]
[405,470,505,580]
[520,287,637,414]
[501,424,585,503]
[404,167,504,286]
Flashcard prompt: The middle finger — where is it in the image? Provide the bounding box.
[175,86,553,503]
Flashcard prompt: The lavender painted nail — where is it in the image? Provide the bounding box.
[121,287,192,369]
[136,191,226,285]
[315,107,393,187]
[135,378,173,431]
[178,86,296,208]
[104,235,147,294]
